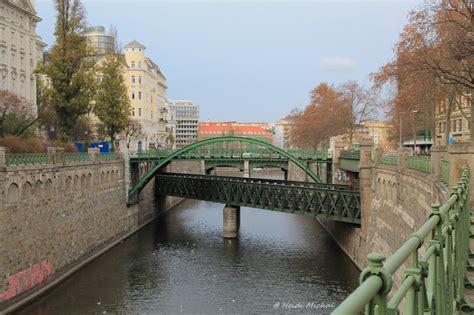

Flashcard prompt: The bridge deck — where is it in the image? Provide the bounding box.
[155,173,361,224]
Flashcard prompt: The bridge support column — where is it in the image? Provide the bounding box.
[243,160,250,178]
[223,205,240,238]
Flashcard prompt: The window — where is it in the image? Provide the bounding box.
[131,61,135,68]
[453,120,457,132]
[20,56,24,68]
[11,76,15,92]
[11,31,14,43]
[20,79,24,96]
[132,108,135,116]
[138,108,142,116]
[131,91,135,99]
[138,61,142,68]
[459,119,463,132]
[138,76,142,84]
[138,91,141,99]
[131,75,135,84]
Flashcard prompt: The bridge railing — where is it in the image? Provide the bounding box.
[377,154,398,166]
[407,156,431,174]
[130,147,329,160]
[333,165,471,314]
[3,149,121,166]
[340,150,360,160]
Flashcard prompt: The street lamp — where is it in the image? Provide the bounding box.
[412,110,419,156]
[49,126,55,147]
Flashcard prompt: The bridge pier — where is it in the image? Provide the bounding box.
[243,160,250,178]
[223,205,240,238]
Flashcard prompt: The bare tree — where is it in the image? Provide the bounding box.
[122,119,143,149]
[339,81,379,146]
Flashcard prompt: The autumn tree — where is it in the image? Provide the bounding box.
[0,90,37,137]
[339,81,379,146]
[39,0,96,140]
[94,54,130,150]
[374,0,474,144]
[290,83,347,148]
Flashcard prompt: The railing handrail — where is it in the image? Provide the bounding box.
[333,165,470,314]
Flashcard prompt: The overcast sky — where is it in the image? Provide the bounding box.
[36,0,422,122]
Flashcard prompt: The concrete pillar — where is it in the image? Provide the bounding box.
[47,147,56,163]
[430,145,447,179]
[223,205,240,238]
[332,139,345,184]
[88,148,100,162]
[358,137,374,233]
[0,146,5,168]
[121,148,131,203]
[243,160,250,178]
[200,160,206,175]
[447,143,474,191]
[56,147,65,164]
[397,147,411,172]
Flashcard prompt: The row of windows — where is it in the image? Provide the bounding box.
[0,50,32,70]
[0,74,34,98]
[0,7,31,31]
[131,75,142,84]
[437,119,470,133]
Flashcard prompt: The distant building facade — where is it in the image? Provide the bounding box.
[0,0,46,111]
[164,104,176,149]
[166,100,199,149]
[82,26,114,55]
[356,120,394,150]
[274,117,293,148]
[434,95,471,146]
[198,121,273,144]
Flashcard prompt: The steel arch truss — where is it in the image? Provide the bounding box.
[155,173,361,224]
[129,137,326,198]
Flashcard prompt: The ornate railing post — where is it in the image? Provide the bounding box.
[359,253,391,314]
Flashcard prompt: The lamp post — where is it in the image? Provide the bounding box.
[49,126,55,147]
[412,110,419,156]
[84,130,88,152]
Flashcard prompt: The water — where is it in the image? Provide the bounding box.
[16,171,359,315]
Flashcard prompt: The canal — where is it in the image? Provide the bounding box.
[16,171,359,315]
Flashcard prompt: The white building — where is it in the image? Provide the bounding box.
[0,0,46,111]
[166,100,199,149]
[164,104,176,149]
[274,117,293,149]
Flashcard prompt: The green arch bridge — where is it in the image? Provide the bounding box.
[128,137,360,224]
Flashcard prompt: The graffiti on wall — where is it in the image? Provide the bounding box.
[0,260,53,302]
[335,169,350,182]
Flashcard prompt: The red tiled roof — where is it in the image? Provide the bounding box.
[199,122,272,135]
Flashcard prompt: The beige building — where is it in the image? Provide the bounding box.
[0,0,46,111]
[274,117,293,149]
[355,120,394,150]
[434,95,471,146]
[123,40,167,151]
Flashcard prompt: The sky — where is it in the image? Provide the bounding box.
[36,0,423,122]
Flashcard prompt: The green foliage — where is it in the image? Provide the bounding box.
[94,54,130,149]
[38,0,96,140]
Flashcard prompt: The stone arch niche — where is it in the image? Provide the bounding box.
[86,173,92,188]
[7,183,19,203]
[45,179,53,198]
[35,180,44,199]
[22,181,32,200]
[73,175,80,190]
[65,176,72,192]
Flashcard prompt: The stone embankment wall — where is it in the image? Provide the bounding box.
[0,149,202,313]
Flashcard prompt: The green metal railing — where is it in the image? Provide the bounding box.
[64,152,90,162]
[442,159,449,186]
[99,152,120,161]
[132,146,329,161]
[340,150,360,160]
[378,155,398,166]
[5,153,49,166]
[333,166,471,314]
[407,156,431,174]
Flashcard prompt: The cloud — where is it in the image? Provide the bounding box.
[319,57,357,72]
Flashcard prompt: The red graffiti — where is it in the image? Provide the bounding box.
[0,260,53,302]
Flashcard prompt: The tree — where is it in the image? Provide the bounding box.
[290,83,347,148]
[377,1,474,141]
[122,119,143,149]
[94,54,130,150]
[339,81,379,146]
[38,0,96,140]
[0,90,37,137]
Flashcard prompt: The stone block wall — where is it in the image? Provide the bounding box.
[0,159,133,309]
